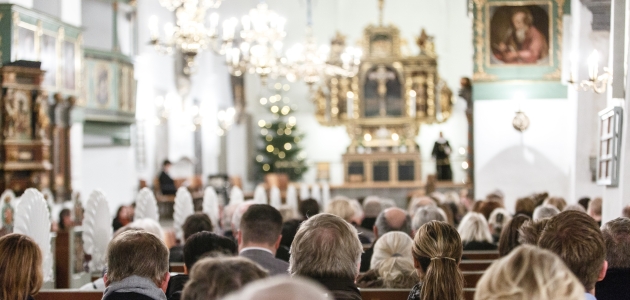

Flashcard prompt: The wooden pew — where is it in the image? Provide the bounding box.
[463,271,485,288]
[459,260,494,272]
[170,262,186,273]
[360,289,410,300]
[34,290,102,300]
[461,250,499,260]
[464,288,476,300]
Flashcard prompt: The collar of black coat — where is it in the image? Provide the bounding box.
[309,276,360,293]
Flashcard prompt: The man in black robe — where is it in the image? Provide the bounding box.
[159,160,177,195]
[432,132,453,181]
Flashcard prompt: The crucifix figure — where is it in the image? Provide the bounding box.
[368,65,396,116]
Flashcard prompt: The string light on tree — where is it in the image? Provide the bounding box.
[255,81,308,180]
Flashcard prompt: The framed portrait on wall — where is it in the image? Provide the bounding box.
[62,40,76,90]
[472,0,567,82]
[15,26,37,61]
[41,34,58,88]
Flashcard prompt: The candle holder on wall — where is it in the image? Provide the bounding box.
[567,50,612,94]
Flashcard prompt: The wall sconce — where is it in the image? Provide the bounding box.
[568,50,611,94]
[217,107,236,136]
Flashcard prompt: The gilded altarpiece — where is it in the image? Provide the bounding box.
[314,24,453,186]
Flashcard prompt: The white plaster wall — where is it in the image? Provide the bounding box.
[475,98,573,212]
[0,0,32,7]
[81,147,138,215]
[81,0,113,50]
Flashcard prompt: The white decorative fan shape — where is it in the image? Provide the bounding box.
[286,185,298,212]
[41,188,55,220]
[253,185,268,204]
[269,186,282,209]
[229,186,244,206]
[202,187,220,232]
[322,183,331,208]
[134,187,159,222]
[299,183,310,200]
[14,188,53,282]
[174,187,194,240]
[82,190,112,272]
[311,184,322,205]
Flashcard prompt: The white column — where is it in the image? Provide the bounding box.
[602,0,628,223]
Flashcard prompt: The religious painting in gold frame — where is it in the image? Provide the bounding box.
[472,0,566,82]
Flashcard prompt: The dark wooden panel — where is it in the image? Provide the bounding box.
[35,291,102,300]
[461,250,499,260]
[360,289,410,300]
[459,260,494,272]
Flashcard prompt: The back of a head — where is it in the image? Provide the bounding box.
[408,196,437,216]
[375,207,412,236]
[128,218,165,241]
[363,197,383,218]
[325,199,355,222]
[240,204,283,246]
[182,213,213,241]
[543,197,567,211]
[537,210,606,291]
[221,276,330,300]
[532,204,560,221]
[371,231,418,288]
[231,200,255,231]
[476,201,503,221]
[289,213,362,280]
[183,231,238,270]
[474,245,585,300]
[517,218,550,245]
[106,229,169,286]
[412,206,447,232]
[488,208,512,235]
[299,198,320,219]
[588,197,602,218]
[623,205,630,219]
[457,212,493,244]
[0,233,43,300]
[514,197,536,218]
[181,256,268,300]
[601,217,630,269]
[564,204,586,213]
[413,221,463,300]
[498,214,530,257]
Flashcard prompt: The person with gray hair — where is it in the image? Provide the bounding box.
[411,206,447,234]
[361,207,412,272]
[289,213,363,300]
[222,277,330,300]
[595,217,630,300]
[361,197,383,230]
[533,204,560,221]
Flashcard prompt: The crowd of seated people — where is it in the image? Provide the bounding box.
[5,189,630,300]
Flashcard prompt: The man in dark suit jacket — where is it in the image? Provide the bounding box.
[596,217,630,300]
[159,160,177,195]
[238,204,289,276]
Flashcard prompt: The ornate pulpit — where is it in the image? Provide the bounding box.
[0,63,52,193]
[313,8,453,187]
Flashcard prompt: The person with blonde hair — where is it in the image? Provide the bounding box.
[289,213,363,300]
[409,221,463,300]
[325,199,355,222]
[458,212,497,251]
[544,196,567,211]
[180,257,267,300]
[0,233,43,300]
[357,232,419,288]
[222,277,330,300]
[588,197,603,226]
[474,245,585,300]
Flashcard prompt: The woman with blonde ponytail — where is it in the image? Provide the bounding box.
[408,221,463,300]
[357,231,419,288]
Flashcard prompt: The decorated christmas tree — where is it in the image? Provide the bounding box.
[255,83,308,181]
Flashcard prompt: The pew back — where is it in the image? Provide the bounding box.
[360,289,410,300]
[35,290,102,300]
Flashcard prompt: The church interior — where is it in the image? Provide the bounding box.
[0,0,629,299]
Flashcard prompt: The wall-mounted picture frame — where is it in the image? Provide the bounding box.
[472,0,566,82]
[597,106,623,187]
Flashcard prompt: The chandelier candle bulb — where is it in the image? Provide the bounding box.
[409,90,417,117]
[347,91,354,119]
[588,50,599,80]
[148,15,159,38]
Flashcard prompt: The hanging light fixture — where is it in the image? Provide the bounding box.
[149,0,224,74]
[283,0,362,88]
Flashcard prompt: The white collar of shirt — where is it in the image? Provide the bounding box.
[240,247,273,255]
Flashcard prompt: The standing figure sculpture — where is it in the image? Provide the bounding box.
[432,132,452,181]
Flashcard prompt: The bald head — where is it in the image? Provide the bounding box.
[374,207,411,238]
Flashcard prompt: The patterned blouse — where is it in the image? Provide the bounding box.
[407,282,423,300]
